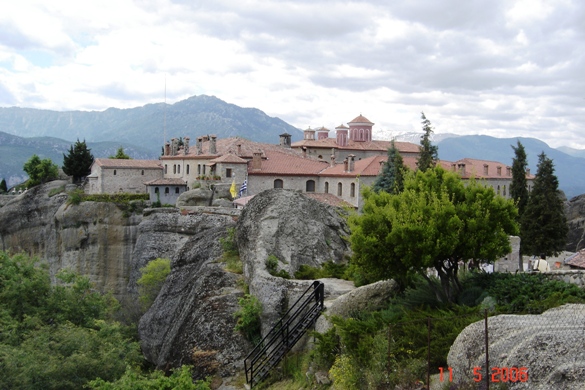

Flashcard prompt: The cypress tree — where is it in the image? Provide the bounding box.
[0,178,7,193]
[509,140,530,217]
[372,140,407,194]
[62,139,94,183]
[520,152,568,257]
[416,112,438,172]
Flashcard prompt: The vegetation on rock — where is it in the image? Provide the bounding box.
[137,258,172,311]
[62,139,94,183]
[22,154,59,188]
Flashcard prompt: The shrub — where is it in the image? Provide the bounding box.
[67,188,85,205]
[234,294,262,343]
[137,258,171,311]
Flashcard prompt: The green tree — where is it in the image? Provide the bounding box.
[372,140,407,194]
[137,258,171,310]
[23,154,59,188]
[88,365,211,390]
[110,146,131,159]
[416,112,438,172]
[0,178,7,193]
[509,140,530,271]
[520,152,568,257]
[349,167,518,302]
[62,139,94,183]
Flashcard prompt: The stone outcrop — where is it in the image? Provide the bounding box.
[176,183,234,207]
[236,189,352,334]
[566,194,585,252]
[138,214,251,379]
[448,304,585,390]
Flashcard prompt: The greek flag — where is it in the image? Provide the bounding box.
[238,179,247,197]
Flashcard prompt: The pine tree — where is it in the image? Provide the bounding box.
[62,139,94,183]
[372,140,407,194]
[109,146,131,159]
[0,178,7,193]
[520,152,568,257]
[416,112,438,172]
[509,141,530,217]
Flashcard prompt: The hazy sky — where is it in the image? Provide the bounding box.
[1,0,584,149]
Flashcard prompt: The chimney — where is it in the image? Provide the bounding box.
[210,135,217,154]
[252,151,262,170]
[164,142,170,156]
[237,144,242,156]
[279,133,291,148]
[458,163,466,175]
[302,147,307,158]
[526,168,531,176]
[197,137,203,155]
[171,138,178,156]
[184,137,190,155]
[348,154,355,172]
[343,158,348,172]
[330,155,336,167]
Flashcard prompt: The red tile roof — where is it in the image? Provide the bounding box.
[438,158,535,180]
[291,138,419,154]
[305,193,353,208]
[348,115,374,124]
[144,178,187,186]
[94,159,163,169]
[253,149,329,175]
[209,153,248,164]
[566,250,585,269]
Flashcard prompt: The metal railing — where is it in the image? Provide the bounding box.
[244,280,325,388]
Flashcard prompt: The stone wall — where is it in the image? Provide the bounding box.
[542,270,585,287]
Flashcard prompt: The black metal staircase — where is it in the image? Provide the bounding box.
[244,281,325,388]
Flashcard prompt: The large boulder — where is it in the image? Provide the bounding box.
[138,214,251,379]
[235,189,352,334]
[448,304,585,389]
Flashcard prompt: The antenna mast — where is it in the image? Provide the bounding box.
[163,75,167,146]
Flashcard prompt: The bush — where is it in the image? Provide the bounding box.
[88,365,211,390]
[265,255,290,279]
[137,258,171,311]
[234,294,262,343]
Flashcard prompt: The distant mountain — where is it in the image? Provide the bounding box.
[0,95,301,155]
[557,146,585,159]
[437,135,585,199]
[0,131,157,188]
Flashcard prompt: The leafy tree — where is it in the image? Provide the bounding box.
[520,152,568,257]
[0,178,7,193]
[23,154,59,188]
[62,139,94,183]
[416,112,438,172]
[349,167,518,302]
[110,146,131,159]
[137,258,171,310]
[88,365,211,390]
[372,140,407,194]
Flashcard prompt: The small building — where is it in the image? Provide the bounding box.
[144,178,188,205]
[87,159,163,194]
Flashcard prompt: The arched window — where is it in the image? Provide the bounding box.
[350,183,355,197]
[306,180,315,192]
[164,165,168,174]
[165,187,170,194]
[177,165,181,174]
[197,164,201,174]
[113,170,117,175]
[175,187,180,194]
[324,182,329,194]
[154,187,159,193]
[141,170,144,175]
[503,185,506,196]
[173,165,176,174]
[186,165,190,174]
[274,179,283,189]
[497,185,500,195]
[337,182,342,196]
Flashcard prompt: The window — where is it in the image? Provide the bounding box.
[203,165,206,174]
[503,185,506,196]
[173,165,176,174]
[337,182,342,196]
[226,168,232,178]
[113,170,117,175]
[165,165,168,174]
[497,185,500,195]
[186,165,190,174]
[177,165,181,174]
[306,180,315,192]
[350,183,355,197]
[198,164,201,174]
[175,187,180,194]
[274,179,283,189]
[155,187,159,193]
[324,182,329,194]
[165,187,170,194]
[141,170,144,175]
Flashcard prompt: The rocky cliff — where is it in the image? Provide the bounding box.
[566,194,585,252]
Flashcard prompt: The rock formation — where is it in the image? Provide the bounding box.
[448,304,585,390]
[235,189,352,334]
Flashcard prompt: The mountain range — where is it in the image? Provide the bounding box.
[1,95,584,198]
